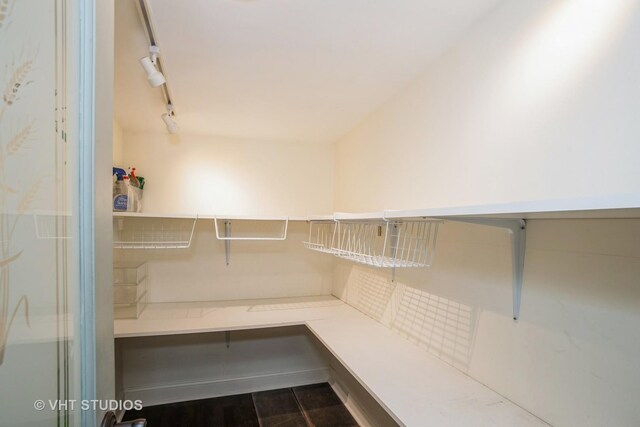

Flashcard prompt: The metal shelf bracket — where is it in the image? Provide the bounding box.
[224,220,231,266]
[437,217,526,321]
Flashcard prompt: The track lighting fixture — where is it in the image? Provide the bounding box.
[139,45,166,88]
[161,104,179,134]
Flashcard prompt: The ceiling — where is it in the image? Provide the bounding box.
[115,0,503,143]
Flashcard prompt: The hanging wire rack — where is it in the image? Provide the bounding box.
[304,215,441,268]
[303,219,337,254]
[113,215,197,249]
[213,216,289,241]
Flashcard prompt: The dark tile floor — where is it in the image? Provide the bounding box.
[122,382,359,427]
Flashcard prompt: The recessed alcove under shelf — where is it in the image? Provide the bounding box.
[113,295,546,426]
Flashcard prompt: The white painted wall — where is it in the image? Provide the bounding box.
[114,221,332,303]
[113,120,124,167]
[114,126,334,322]
[121,131,334,216]
[332,2,640,426]
[335,0,640,212]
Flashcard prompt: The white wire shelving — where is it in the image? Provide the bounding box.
[303,219,336,254]
[334,218,440,268]
[213,216,289,241]
[212,216,290,265]
[111,194,640,320]
[304,215,441,269]
[113,214,197,249]
[112,214,295,265]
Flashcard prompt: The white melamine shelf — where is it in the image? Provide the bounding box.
[114,295,546,426]
[338,194,640,221]
[113,295,345,338]
[112,212,197,219]
[201,214,308,221]
[112,212,309,221]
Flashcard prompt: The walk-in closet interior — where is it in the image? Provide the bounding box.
[110,1,640,426]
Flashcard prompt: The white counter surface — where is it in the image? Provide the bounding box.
[115,295,547,426]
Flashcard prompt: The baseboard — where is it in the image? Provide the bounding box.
[123,368,331,407]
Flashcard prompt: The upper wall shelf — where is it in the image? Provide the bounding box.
[304,194,640,321]
[113,212,198,219]
[114,196,640,319]
[384,194,640,220]
[112,212,309,221]
[112,193,640,222]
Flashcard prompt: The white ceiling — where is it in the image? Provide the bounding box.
[115,0,503,143]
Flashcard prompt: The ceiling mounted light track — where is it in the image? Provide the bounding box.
[136,0,178,134]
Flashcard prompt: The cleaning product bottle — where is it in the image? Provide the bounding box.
[113,168,128,211]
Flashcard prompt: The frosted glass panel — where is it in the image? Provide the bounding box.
[0,1,79,426]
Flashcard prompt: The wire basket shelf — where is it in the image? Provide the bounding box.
[113,216,197,249]
[303,220,337,254]
[304,218,440,268]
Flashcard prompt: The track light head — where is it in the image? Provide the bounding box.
[139,53,166,88]
[162,104,179,134]
[162,113,179,134]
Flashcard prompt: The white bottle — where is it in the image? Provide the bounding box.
[113,177,129,211]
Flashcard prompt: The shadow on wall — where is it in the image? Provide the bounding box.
[344,267,396,322]
[342,265,478,371]
[390,283,478,371]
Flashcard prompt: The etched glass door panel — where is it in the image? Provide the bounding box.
[0,1,80,426]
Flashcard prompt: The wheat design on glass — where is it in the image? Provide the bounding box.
[0,0,36,364]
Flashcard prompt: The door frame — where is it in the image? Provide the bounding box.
[78,0,98,425]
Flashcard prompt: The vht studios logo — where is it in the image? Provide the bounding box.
[34,399,143,411]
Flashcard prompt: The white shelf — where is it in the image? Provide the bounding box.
[111,193,640,222]
[306,214,336,221]
[333,211,387,220]
[113,212,309,221]
[304,194,640,221]
[113,212,198,219]
[384,193,640,220]
[114,295,546,427]
[304,196,640,321]
[113,296,344,338]
[202,214,307,221]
